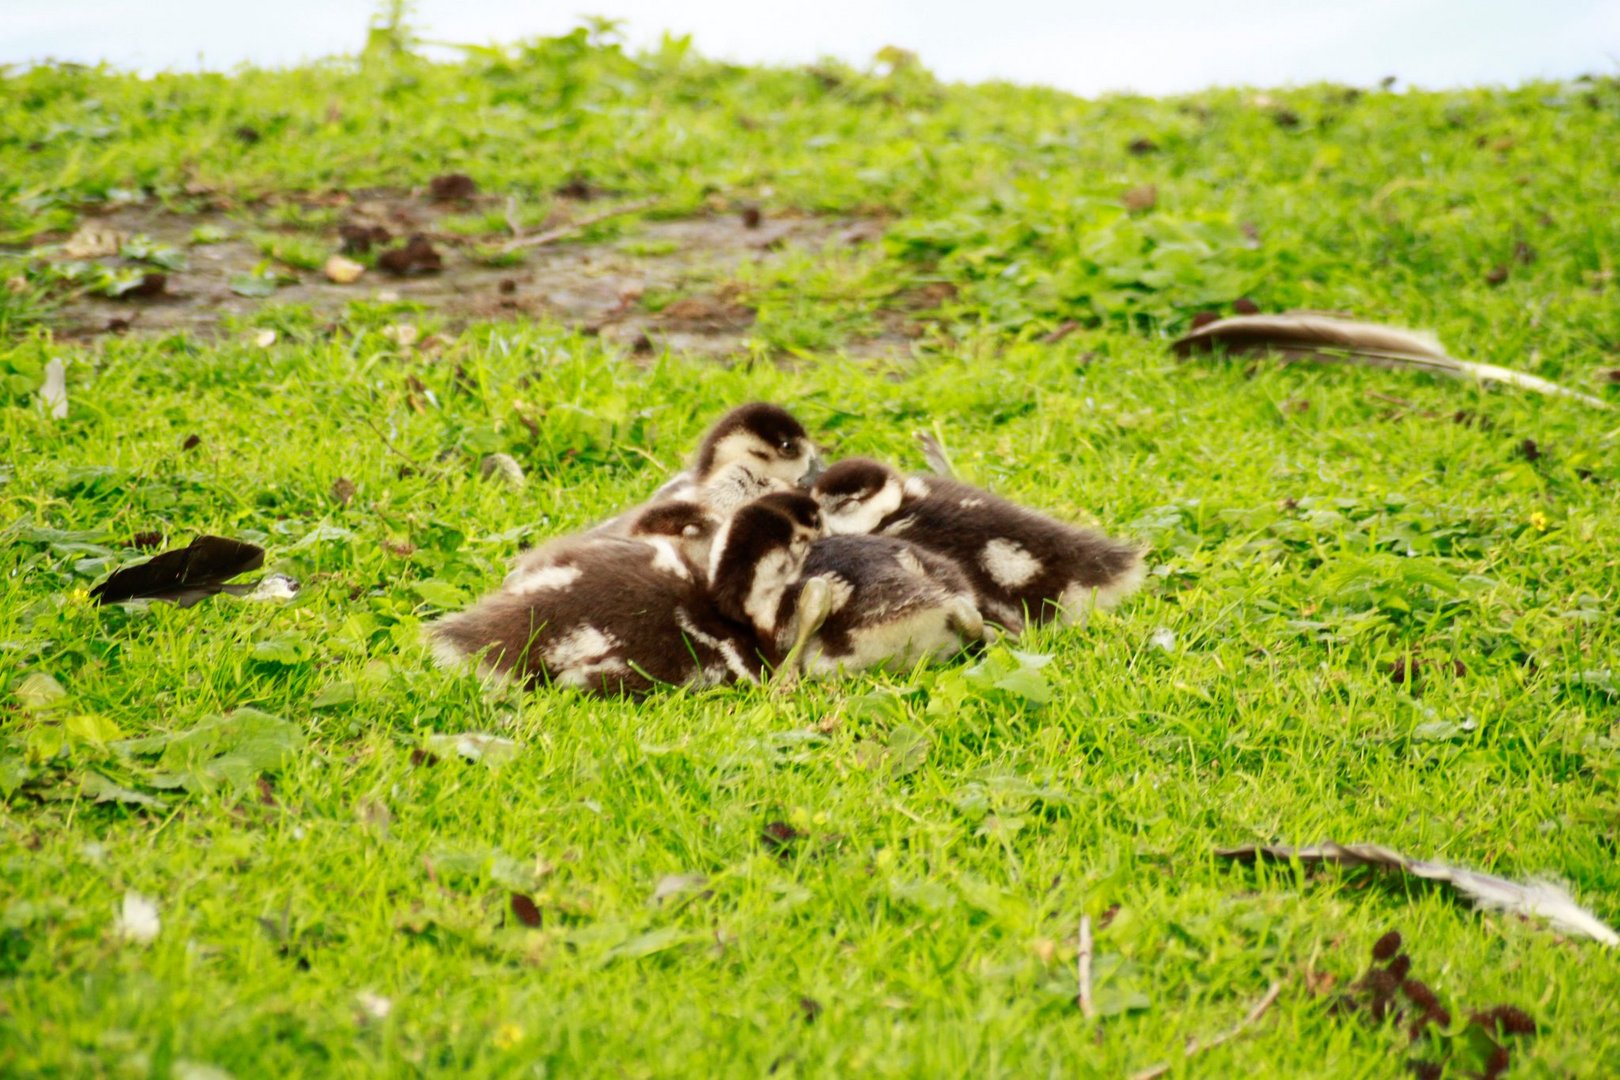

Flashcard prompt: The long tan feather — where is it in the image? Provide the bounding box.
[1173,313,1608,409]
[1218,841,1619,946]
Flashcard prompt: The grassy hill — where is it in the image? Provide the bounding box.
[3,23,1619,1077]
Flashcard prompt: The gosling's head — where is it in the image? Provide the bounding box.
[747,490,825,540]
[628,500,721,572]
[811,457,905,535]
[692,403,820,488]
[707,491,823,633]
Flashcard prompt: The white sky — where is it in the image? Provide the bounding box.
[4,1,1617,95]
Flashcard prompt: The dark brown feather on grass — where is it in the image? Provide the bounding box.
[90,535,265,607]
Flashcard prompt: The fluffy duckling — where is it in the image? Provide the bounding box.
[506,500,718,589]
[706,491,825,662]
[432,533,762,696]
[811,457,1145,633]
[593,403,821,535]
[659,401,822,503]
[780,534,985,679]
[436,493,826,696]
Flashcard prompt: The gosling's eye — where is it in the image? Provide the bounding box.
[778,440,796,456]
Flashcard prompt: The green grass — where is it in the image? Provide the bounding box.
[4,21,1620,1079]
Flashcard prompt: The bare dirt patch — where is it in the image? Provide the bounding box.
[18,191,893,357]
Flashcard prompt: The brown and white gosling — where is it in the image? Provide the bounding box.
[780,533,985,680]
[811,457,1145,633]
[707,491,983,682]
[433,495,818,696]
[506,500,719,589]
[506,402,817,582]
[706,490,825,664]
[592,402,821,536]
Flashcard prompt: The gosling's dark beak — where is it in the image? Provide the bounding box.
[799,453,825,487]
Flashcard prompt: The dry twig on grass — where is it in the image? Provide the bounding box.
[499,198,660,252]
[1127,981,1285,1080]
[1077,915,1095,1019]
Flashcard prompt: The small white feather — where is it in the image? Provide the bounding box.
[116,890,161,945]
[39,358,68,420]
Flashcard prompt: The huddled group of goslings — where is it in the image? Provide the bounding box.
[430,403,1145,696]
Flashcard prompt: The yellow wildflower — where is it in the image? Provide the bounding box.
[1529,511,1549,532]
[493,1022,524,1051]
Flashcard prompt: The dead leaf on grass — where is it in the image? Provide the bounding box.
[377,235,442,276]
[1122,184,1158,212]
[479,453,526,488]
[761,821,803,859]
[509,892,543,928]
[428,173,478,201]
[651,874,710,905]
[339,223,391,254]
[554,175,599,200]
[120,273,167,299]
[63,225,126,259]
[658,295,755,331]
[381,324,419,347]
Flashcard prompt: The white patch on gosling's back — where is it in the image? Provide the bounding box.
[818,572,854,613]
[546,625,626,688]
[959,497,985,508]
[677,608,756,682]
[981,538,1042,588]
[646,538,692,579]
[545,625,618,669]
[893,548,928,578]
[903,476,932,499]
[510,563,582,595]
[554,655,629,688]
